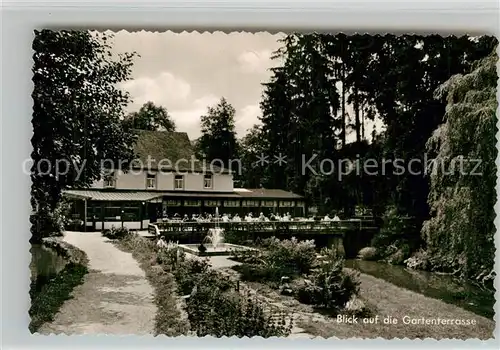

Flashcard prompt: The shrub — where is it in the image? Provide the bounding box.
[102,226,131,240]
[296,283,322,305]
[265,237,316,274]
[173,258,211,295]
[30,207,65,243]
[198,269,235,292]
[120,232,156,253]
[405,249,431,270]
[233,263,294,285]
[232,237,317,285]
[223,229,254,246]
[386,244,410,265]
[314,260,360,310]
[371,205,420,262]
[357,247,378,261]
[186,278,291,337]
[156,246,185,267]
[296,250,360,311]
[232,250,264,264]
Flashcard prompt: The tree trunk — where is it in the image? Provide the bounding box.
[354,84,361,142]
[341,63,346,147]
[361,102,365,140]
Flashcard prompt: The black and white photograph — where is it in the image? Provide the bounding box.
[28,29,497,339]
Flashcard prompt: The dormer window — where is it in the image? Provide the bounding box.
[103,172,116,188]
[174,174,184,190]
[203,174,213,189]
[146,173,156,189]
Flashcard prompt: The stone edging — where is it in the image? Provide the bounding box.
[30,236,90,333]
[42,237,89,266]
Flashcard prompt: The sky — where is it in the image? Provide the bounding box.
[110,30,381,141]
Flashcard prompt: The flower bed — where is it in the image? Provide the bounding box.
[231,237,361,312]
[115,232,291,337]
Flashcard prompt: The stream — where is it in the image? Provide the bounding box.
[345,259,495,319]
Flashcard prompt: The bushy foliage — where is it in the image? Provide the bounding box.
[371,205,420,263]
[156,246,185,267]
[231,250,264,265]
[296,249,360,310]
[223,229,255,246]
[233,263,292,285]
[173,258,234,296]
[264,237,316,274]
[357,247,378,261]
[186,278,291,337]
[420,48,498,280]
[162,249,290,337]
[30,208,65,241]
[233,237,317,284]
[101,226,131,240]
[172,258,210,295]
[119,232,156,255]
[30,200,72,242]
[123,101,176,131]
[31,30,137,241]
[196,97,240,166]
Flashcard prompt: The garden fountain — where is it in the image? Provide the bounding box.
[178,207,256,256]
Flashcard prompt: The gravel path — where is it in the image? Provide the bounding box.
[38,232,156,335]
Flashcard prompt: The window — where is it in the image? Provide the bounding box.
[204,200,221,207]
[184,200,201,207]
[242,200,259,207]
[146,173,156,189]
[87,203,102,220]
[261,200,278,207]
[165,199,181,207]
[122,204,141,221]
[104,204,121,220]
[203,174,213,189]
[279,201,295,207]
[224,200,240,207]
[103,172,116,188]
[174,175,184,190]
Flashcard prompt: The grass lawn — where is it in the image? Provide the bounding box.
[224,264,494,340]
[298,271,495,340]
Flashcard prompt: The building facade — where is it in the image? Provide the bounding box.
[64,130,305,230]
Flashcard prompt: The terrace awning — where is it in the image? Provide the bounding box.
[63,190,163,202]
[234,188,303,199]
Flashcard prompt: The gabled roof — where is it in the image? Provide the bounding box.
[133,130,193,167]
[132,130,231,173]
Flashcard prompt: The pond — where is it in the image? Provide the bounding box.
[30,244,68,290]
[345,259,495,319]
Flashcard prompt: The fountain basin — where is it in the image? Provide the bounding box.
[178,243,257,257]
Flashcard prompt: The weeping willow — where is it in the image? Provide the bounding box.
[421,47,498,281]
